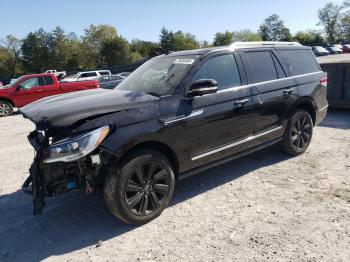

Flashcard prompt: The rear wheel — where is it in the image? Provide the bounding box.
[280,109,313,156]
[0,100,13,117]
[104,149,175,225]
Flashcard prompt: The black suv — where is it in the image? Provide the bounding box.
[20,42,328,225]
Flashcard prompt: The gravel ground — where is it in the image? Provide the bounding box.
[0,110,349,262]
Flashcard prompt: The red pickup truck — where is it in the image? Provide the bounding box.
[0,73,99,116]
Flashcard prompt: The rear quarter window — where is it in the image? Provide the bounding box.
[278,49,320,76]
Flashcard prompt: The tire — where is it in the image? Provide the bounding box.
[0,100,14,117]
[104,149,175,225]
[280,109,313,156]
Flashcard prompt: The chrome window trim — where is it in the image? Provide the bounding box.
[192,126,283,161]
[217,71,323,93]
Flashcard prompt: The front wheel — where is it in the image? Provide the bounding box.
[104,149,175,225]
[0,100,13,117]
[280,109,313,156]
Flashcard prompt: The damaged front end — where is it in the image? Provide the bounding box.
[22,126,112,215]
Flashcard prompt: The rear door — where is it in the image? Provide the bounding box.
[240,49,297,143]
[37,76,60,99]
[186,53,255,168]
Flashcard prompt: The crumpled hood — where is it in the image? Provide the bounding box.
[19,89,158,129]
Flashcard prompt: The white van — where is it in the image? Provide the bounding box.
[63,70,111,82]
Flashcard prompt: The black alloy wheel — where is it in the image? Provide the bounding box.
[125,161,171,216]
[290,115,312,151]
[104,149,175,225]
[280,109,313,156]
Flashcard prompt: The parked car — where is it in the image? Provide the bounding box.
[332,44,344,51]
[342,44,350,53]
[116,72,131,78]
[312,46,329,56]
[326,46,343,54]
[0,73,99,116]
[20,42,328,225]
[45,69,67,79]
[98,75,125,89]
[63,70,111,82]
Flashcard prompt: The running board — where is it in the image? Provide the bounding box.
[177,138,282,180]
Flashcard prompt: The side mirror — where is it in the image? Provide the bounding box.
[16,85,22,91]
[188,79,218,97]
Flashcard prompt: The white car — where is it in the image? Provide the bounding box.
[45,69,67,79]
[63,70,111,82]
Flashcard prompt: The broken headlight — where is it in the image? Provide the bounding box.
[44,126,109,164]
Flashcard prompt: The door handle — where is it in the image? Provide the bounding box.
[283,88,294,95]
[234,99,249,106]
[36,89,44,92]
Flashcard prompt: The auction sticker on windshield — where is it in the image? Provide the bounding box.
[174,58,195,65]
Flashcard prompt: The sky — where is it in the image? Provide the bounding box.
[0,0,344,42]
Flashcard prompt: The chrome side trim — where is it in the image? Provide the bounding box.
[162,109,204,125]
[191,126,283,161]
[318,105,329,112]
[217,71,323,93]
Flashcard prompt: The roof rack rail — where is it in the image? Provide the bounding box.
[230,41,302,47]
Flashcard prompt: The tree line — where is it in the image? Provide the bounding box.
[0,1,349,83]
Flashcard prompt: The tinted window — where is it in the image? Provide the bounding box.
[111,75,123,81]
[42,76,54,85]
[99,71,111,76]
[20,77,39,89]
[80,72,98,78]
[244,51,278,84]
[193,54,241,91]
[278,49,320,76]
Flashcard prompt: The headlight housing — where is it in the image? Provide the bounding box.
[44,126,110,164]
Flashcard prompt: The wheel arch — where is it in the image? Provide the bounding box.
[116,140,180,175]
[0,97,15,107]
[291,97,317,125]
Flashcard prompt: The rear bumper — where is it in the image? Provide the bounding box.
[315,104,328,126]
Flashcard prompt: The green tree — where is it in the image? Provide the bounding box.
[213,31,234,46]
[131,39,161,58]
[173,31,200,50]
[293,30,325,46]
[21,29,51,73]
[159,27,175,53]
[317,3,342,43]
[81,24,118,67]
[259,14,292,41]
[101,36,132,66]
[233,29,261,42]
[0,35,22,79]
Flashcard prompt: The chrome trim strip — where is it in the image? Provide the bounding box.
[191,126,283,161]
[318,105,329,112]
[162,109,204,125]
[217,71,323,93]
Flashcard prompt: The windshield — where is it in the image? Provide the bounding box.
[115,55,198,96]
[5,76,24,88]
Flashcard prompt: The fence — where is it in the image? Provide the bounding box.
[320,62,350,109]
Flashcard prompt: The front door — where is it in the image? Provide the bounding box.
[13,77,42,107]
[185,53,255,168]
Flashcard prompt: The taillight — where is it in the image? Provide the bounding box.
[320,77,327,87]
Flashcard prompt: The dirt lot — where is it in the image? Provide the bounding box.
[0,110,349,262]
